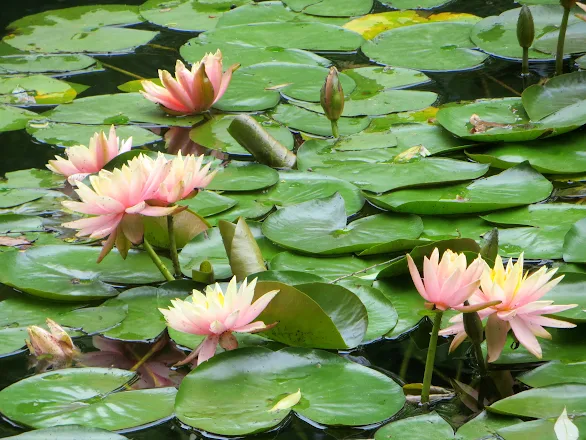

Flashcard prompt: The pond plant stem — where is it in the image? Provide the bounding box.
[331,120,339,138]
[421,310,443,406]
[521,47,530,77]
[167,215,181,277]
[556,7,571,76]
[143,237,175,282]
[98,61,145,80]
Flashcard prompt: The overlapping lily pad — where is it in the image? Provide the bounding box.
[382,0,455,8]
[367,163,552,215]
[470,6,579,60]
[0,368,176,430]
[0,104,38,132]
[0,53,95,74]
[455,411,523,440]
[497,417,586,440]
[175,347,405,435]
[3,5,158,54]
[534,20,586,56]
[0,245,174,301]
[375,413,454,439]
[283,0,373,16]
[262,193,423,255]
[4,426,128,439]
[362,22,488,71]
[206,162,279,191]
[0,75,77,105]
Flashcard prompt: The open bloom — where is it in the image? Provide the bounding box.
[46,126,132,185]
[160,277,279,366]
[62,153,177,261]
[26,319,78,371]
[407,248,485,311]
[153,152,217,204]
[141,51,239,115]
[440,254,577,361]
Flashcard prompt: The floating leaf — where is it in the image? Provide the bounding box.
[497,417,586,440]
[535,20,586,56]
[175,347,405,435]
[520,361,586,388]
[563,218,586,263]
[0,169,63,189]
[0,53,95,74]
[0,104,37,132]
[0,75,77,105]
[4,426,128,439]
[282,0,373,17]
[375,413,454,439]
[206,162,279,192]
[455,411,523,440]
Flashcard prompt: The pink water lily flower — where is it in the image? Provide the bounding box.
[440,254,578,361]
[407,248,485,311]
[153,152,217,205]
[62,153,177,262]
[46,125,132,185]
[141,50,239,115]
[160,277,279,366]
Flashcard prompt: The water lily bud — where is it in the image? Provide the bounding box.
[26,318,76,363]
[463,307,485,346]
[561,0,577,8]
[517,5,535,49]
[320,67,345,122]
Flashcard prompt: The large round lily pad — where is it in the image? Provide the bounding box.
[3,5,158,54]
[175,347,405,435]
[362,21,488,72]
[0,245,174,301]
[197,22,364,52]
[283,0,373,16]
[0,368,176,430]
[366,163,553,215]
[206,162,279,192]
[262,193,423,255]
[470,6,579,61]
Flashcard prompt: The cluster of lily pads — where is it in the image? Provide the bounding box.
[2,0,586,439]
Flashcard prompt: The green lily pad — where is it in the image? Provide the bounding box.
[217,1,349,27]
[482,203,586,228]
[298,143,489,193]
[0,188,44,208]
[0,245,174,301]
[0,75,77,105]
[4,426,128,439]
[101,286,189,342]
[0,190,66,216]
[206,162,279,192]
[330,131,398,151]
[436,97,586,143]
[375,412,454,439]
[366,163,553,215]
[139,0,252,32]
[383,123,474,155]
[0,169,64,189]
[190,115,293,157]
[497,417,586,440]
[3,5,158,54]
[345,65,432,89]
[283,0,373,16]
[175,347,405,435]
[42,93,204,127]
[180,39,331,69]
[534,20,586,55]
[563,218,586,263]
[255,281,367,349]
[0,104,38,132]
[470,6,579,60]
[270,252,392,281]
[362,22,488,72]
[523,71,586,122]
[262,193,423,255]
[466,131,586,174]
[0,368,176,430]
[197,22,364,52]
[0,214,43,233]
[0,53,95,74]
[177,191,237,218]
[271,104,370,136]
[381,0,454,8]
[297,138,396,166]
[488,384,586,418]
[27,122,160,147]
[520,360,586,388]
[0,327,30,356]
[455,411,523,440]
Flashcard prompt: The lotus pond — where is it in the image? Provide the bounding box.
[3,0,586,438]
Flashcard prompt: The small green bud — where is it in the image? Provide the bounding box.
[517,5,535,49]
[480,228,499,263]
[561,0,577,8]
[320,67,345,122]
[463,306,484,346]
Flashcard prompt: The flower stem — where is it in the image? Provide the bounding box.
[521,47,529,77]
[143,237,174,282]
[331,120,340,138]
[556,7,571,76]
[472,340,488,377]
[421,310,443,405]
[167,215,181,277]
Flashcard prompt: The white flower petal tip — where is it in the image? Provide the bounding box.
[268,389,302,413]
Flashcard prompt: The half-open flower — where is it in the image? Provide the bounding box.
[160,277,279,366]
[46,126,132,185]
[407,248,485,311]
[61,153,177,262]
[141,51,239,115]
[26,318,78,370]
[440,254,577,361]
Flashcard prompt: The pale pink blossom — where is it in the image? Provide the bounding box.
[141,51,239,115]
[153,152,217,205]
[407,248,485,311]
[61,153,177,261]
[160,277,279,365]
[46,126,132,185]
[440,254,577,361]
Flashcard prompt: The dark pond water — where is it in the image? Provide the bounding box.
[0,0,574,438]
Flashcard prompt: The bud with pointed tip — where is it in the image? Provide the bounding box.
[463,309,485,346]
[320,67,345,123]
[517,5,535,49]
[26,318,77,366]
